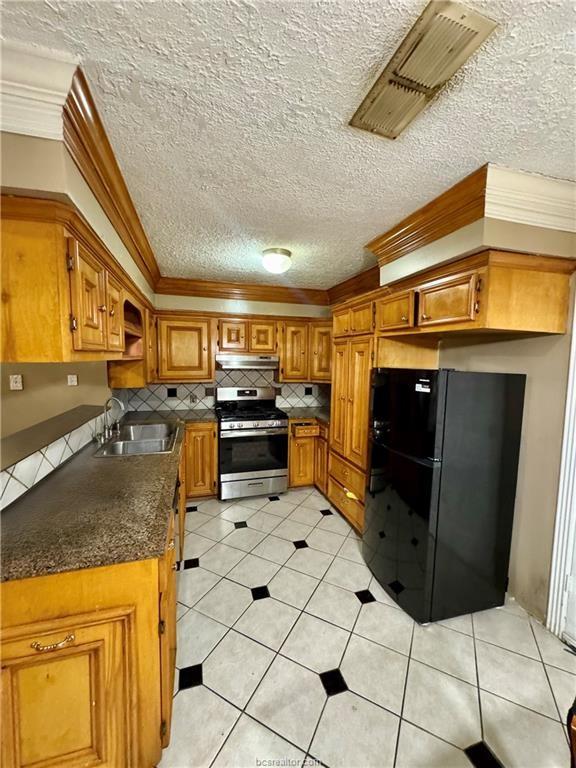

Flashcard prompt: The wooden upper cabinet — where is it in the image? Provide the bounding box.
[330,339,349,457]
[219,319,248,352]
[1,608,135,768]
[68,239,107,351]
[157,317,213,381]
[185,423,217,497]
[346,337,372,470]
[333,308,350,337]
[350,302,373,334]
[376,291,415,331]
[310,323,332,381]
[280,322,309,381]
[417,271,479,328]
[249,321,276,352]
[105,273,125,352]
[332,301,373,337]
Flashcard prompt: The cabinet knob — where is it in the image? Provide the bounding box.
[168,539,175,550]
[401,315,408,322]
[348,398,353,403]
[474,301,480,313]
[31,633,75,653]
[421,313,430,320]
[98,305,107,313]
[109,307,115,316]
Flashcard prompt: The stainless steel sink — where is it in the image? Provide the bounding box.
[94,422,178,457]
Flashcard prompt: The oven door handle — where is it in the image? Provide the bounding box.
[220,428,288,438]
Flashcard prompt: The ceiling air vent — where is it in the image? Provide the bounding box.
[350,0,497,139]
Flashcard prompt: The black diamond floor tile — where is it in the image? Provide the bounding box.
[464,742,504,768]
[355,589,376,604]
[183,558,199,569]
[319,669,348,696]
[320,509,333,516]
[251,585,270,600]
[293,540,309,549]
[186,505,198,512]
[234,521,248,529]
[179,664,203,690]
[268,495,280,501]
[389,580,405,595]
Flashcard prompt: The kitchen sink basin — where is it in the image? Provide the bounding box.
[94,423,178,457]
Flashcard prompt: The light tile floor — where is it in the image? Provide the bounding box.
[160,487,575,768]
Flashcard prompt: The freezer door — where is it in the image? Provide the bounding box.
[371,369,445,460]
[363,442,440,623]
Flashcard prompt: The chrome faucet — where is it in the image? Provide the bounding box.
[103,396,125,440]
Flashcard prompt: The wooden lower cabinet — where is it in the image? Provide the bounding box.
[315,433,328,494]
[0,556,172,767]
[289,435,315,487]
[328,451,365,503]
[185,422,217,498]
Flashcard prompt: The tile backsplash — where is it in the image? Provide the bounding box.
[113,370,330,412]
[0,413,105,511]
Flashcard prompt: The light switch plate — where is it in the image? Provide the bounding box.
[67,374,78,386]
[9,374,23,391]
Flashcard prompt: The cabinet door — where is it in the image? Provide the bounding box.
[159,512,177,748]
[185,423,216,497]
[158,318,212,380]
[375,291,415,331]
[346,337,372,470]
[333,309,350,337]
[281,322,309,381]
[310,324,332,381]
[106,273,125,351]
[68,239,107,350]
[349,302,373,334]
[417,272,478,327]
[330,340,349,457]
[219,320,248,352]
[1,608,135,768]
[249,321,276,353]
[289,436,315,486]
[314,438,328,494]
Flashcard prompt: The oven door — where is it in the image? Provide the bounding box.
[219,427,288,481]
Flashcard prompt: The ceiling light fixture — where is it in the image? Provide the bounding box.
[262,248,292,274]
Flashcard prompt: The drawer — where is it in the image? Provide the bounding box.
[327,476,364,531]
[329,452,365,502]
[291,423,320,438]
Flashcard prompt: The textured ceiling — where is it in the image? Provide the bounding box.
[2,0,575,288]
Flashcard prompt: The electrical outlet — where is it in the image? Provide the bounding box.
[67,374,78,386]
[9,374,23,391]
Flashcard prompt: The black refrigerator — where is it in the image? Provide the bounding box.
[362,368,526,624]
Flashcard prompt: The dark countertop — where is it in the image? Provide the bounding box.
[0,425,184,583]
[284,407,330,424]
[123,409,216,424]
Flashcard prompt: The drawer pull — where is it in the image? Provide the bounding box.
[31,633,75,653]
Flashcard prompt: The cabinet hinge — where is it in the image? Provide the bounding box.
[160,720,167,738]
[371,350,374,363]
[69,315,78,332]
[476,277,483,292]
[66,254,74,271]
[158,620,166,635]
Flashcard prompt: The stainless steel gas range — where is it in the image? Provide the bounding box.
[216,387,289,500]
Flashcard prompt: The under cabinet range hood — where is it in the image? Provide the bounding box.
[215,354,279,371]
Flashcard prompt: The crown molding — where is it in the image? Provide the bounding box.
[366,165,488,267]
[63,68,161,289]
[327,265,380,305]
[155,276,330,306]
[0,41,77,140]
[486,165,576,234]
